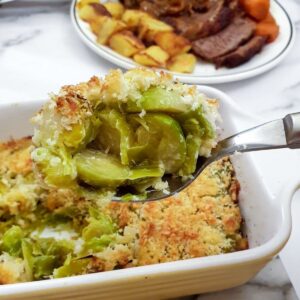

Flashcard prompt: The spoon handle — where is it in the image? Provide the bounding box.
[212,113,300,161]
[283,113,300,148]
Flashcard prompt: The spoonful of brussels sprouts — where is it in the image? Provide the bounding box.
[31,69,300,202]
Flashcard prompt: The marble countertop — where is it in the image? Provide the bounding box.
[0,1,299,299]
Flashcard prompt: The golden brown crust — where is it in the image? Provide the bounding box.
[0,137,41,216]
[109,157,246,266]
[0,136,32,176]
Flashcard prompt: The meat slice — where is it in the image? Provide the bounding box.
[190,0,211,12]
[139,0,190,17]
[214,36,267,68]
[192,17,255,60]
[120,0,140,8]
[164,0,233,41]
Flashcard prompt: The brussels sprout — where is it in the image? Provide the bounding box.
[1,225,23,257]
[129,165,164,180]
[176,107,214,139]
[20,237,75,280]
[128,113,187,173]
[82,212,116,240]
[83,234,115,253]
[179,118,202,176]
[53,254,90,278]
[126,86,189,113]
[33,255,56,279]
[63,116,101,151]
[22,239,34,280]
[95,109,133,165]
[75,150,130,187]
[75,149,164,188]
[31,147,77,187]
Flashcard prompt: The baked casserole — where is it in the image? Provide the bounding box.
[0,68,247,284]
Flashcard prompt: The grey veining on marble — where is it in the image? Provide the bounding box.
[0,1,300,299]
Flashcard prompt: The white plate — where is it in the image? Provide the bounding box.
[71,0,295,84]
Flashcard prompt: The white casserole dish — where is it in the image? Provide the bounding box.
[0,86,299,300]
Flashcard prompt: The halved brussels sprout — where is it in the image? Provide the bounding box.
[126,86,189,113]
[21,237,75,280]
[31,147,77,187]
[128,113,187,173]
[95,109,133,165]
[75,150,130,188]
[180,118,202,176]
[1,226,23,257]
[75,149,164,188]
[53,254,90,278]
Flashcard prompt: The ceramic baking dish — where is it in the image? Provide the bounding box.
[0,86,299,300]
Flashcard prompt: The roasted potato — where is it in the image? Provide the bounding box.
[96,17,127,45]
[122,9,149,28]
[138,16,173,42]
[109,31,145,57]
[89,17,106,35]
[167,53,197,73]
[103,2,125,19]
[77,0,99,10]
[154,32,191,57]
[78,3,111,22]
[133,46,169,67]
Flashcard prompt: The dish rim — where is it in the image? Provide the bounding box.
[70,0,295,84]
[0,85,298,296]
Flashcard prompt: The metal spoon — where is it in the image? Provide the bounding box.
[114,112,300,202]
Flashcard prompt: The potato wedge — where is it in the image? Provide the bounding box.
[78,3,111,22]
[167,53,197,73]
[89,17,107,35]
[122,9,149,28]
[77,0,99,10]
[133,46,170,67]
[138,16,173,42]
[154,32,191,56]
[109,31,145,57]
[103,2,125,19]
[96,17,127,45]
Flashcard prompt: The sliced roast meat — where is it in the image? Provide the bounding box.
[190,0,211,12]
[139,0,190,17]
[226,0,239,11]
[139,0,211,17]
[164,0,233,41]
[214,36,267,68]
[192,17,255,60]
[120,0,140,8]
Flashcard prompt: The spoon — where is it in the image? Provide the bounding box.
[114,112,300,202]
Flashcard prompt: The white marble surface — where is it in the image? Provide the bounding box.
[0,1,299,299]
